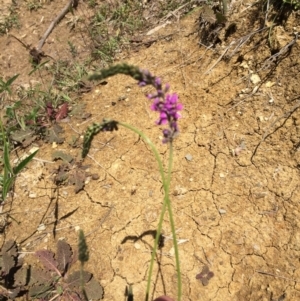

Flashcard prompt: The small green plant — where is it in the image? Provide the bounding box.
[82,64,183,301]
[68,40,78,58]
[26,0,43,11]
[0,74,19,101]
[5,101,28,131]
[88,1,144,64]
[51,60,88,93]
[0,121,38,203]
[88,0,97,8]
[0,7,20,35]
[28,239,103,300]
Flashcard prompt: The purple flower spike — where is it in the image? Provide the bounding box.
[138,69,183,143]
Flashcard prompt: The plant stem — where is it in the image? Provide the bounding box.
[166,143,181,301]
[118,122,181,301]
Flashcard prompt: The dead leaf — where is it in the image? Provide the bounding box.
[52,150,74,163]
[11,129,36,146]
[56,103,69,121]
[56,240,73,274]
[85,277,104,300]
[68,168,86,193]
[46,124,65,144]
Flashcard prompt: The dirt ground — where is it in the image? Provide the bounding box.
[1,0,300,300]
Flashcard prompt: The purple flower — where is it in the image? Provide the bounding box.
[138,69,183,143]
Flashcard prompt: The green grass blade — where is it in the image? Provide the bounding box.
[28,60,50,75]
[2,177,14,202]
[3,138,13,175]
[13,149,39,175]
[6,74,19,86]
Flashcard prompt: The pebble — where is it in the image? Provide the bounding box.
[250,74,261,84]
[134,242,141,249]
[37,223,46,231]
[185,154,193,161]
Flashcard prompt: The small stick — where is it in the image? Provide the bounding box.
[36,0,77,53]
[256,270,297,282]
[204,45,230,75]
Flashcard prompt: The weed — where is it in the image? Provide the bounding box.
[0,74,19,101]
[26,0,43,11]
[51,60,88,93]
[5,101,27,131]
[88,0,97,8]
[68,40,78,58]
[28,239,103,300]
[92,36,120,63]
[0,7,20,35]
[82,64,183,301]
[0,121,38,203]
[88,1,144,64]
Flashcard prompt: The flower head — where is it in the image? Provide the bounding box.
[138,69,183,143]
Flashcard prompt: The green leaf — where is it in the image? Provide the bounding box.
[6,74,19,87]
[13,149,39,175]
[3,138,13,174]
[0,74,19,94]
[2,178,14,201]
[28,60,50,76]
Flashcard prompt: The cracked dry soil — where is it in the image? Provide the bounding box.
[1,1,300,300]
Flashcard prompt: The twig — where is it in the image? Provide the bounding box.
[33,157,55,164]
[256,270,297,282]
[159,2,191,24]
[9,34,31,50]
[228,27,268,59]
[36,0,77,53]
[204,44,230,75]
[260,33,298,71]
[203,27,268,75]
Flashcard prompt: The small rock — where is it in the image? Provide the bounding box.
[37,224,46,231]
[218,208,226,214]
[252,86,259,94]
[250,74,261,84]
[185,154,193,161]
[134,242,141,250]
[265,81,275,88]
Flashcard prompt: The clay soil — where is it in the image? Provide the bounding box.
[1,1,300,300]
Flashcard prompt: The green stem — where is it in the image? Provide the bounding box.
[118,122,181,301]
[166,143,181,301]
